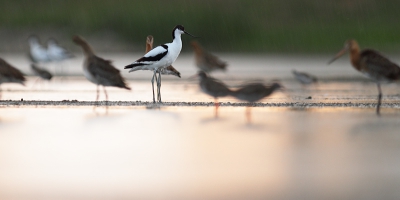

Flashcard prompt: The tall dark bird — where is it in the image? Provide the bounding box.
[73,35,131,102]
[328,39,400,115]
[0,58,26,99]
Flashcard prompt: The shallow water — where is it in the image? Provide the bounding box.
[1,54,400,200]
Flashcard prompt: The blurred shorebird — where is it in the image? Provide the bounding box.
[328,39,400,115]
[73,35,131,103]
[124,25,195,103]
[145,35,181,102]
[191,41,227,73]
[0,58,26,99]
[232,82,282,123]
[197,71,232,118]
[28,35,50,63]
[47,38,74,62]
[292,70,318,85]
[31,63,53,81]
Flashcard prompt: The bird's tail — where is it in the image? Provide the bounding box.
[124,63,147,73]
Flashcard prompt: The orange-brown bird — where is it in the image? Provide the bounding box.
[328,39,400,115]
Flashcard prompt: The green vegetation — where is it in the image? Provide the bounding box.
[1,0,400,53]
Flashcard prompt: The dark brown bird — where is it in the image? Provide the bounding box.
[292,70,317,85]
[31,63,53,80]
[146,35,181,102]
[0,58,26,99]
[72,35,131,102]
[191,41,227,73]
[232,82,282,123]
[328,39,400,115]
[198,71,232,118]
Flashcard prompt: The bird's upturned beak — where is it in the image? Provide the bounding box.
[328,48,347,65]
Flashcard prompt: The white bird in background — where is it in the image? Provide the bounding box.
[28,35,50,63]
[124,25,195,103]
[46,38,74,62]
[292,70,318,85]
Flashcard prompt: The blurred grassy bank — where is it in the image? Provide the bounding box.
[1,0,400,53]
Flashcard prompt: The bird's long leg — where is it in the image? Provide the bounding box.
[154,71,160,102]
[31,77,40,89]
[377,83,382,116]
[0,85,2,100]
[96,85,100,102]
[246,106,252,124]
[103,86,109,114]
[93,85,100,112]
[157,70,162,103]
[214,98,219,118]
[151,71,157,103]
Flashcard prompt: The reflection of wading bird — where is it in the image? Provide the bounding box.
[197,71,232,118]
[328,39,400,115]
[191,41,227,73]
[292,70,317,85]
[145,35,181,102]
[125,25,195,103]
[47,38,74,62]
[0,58,26,99]
[232,82,282,123]
[73,35,131,103]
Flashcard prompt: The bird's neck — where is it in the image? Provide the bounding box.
[350,47,361,71]
[77,41,95,57]
[172,32,183,47]
[145,42,152,53]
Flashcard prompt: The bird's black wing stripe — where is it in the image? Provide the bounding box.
[135,50,168,63]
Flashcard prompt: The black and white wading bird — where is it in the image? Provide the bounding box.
[142,35,181,102]
[124,25,195,103]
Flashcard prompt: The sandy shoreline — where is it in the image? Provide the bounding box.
[1,100,399,109]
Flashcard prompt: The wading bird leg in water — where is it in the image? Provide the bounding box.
[103,86,109,114]
[157,70,162,102]
[96,85,100,102]
[214,98,220,118]
[246,106,252,124]
[377,83,382,116]
[151,71,157,103]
